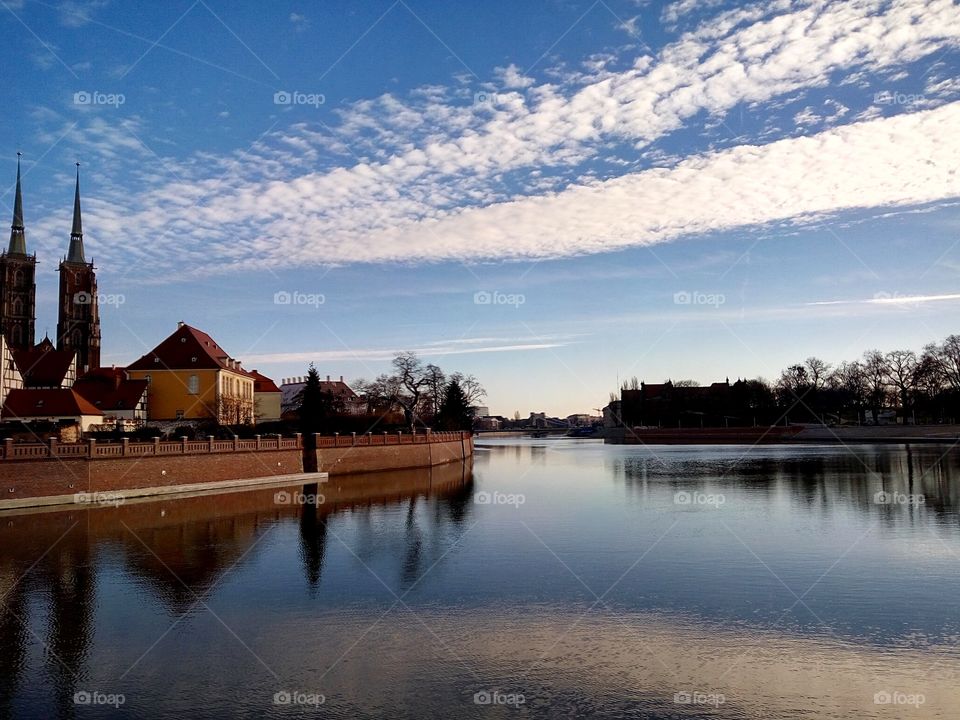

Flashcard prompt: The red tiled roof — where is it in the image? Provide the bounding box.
[127,323,253,376]
[2,388,103,419]
[248,370,281,394]
[74,367,148,411]
[12,342,75,388]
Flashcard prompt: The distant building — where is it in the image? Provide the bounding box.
[472,406,490,418]
[474,416,501,431]
[280,375,364,416]
[127,322,255,424]
[1,388,103,432]
[72,367,148,428]
[566,414,599,427]
[249,370,282,423]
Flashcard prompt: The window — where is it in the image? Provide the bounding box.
[145,374,151,384]
[188,375,199,394]
[176,410,185,420]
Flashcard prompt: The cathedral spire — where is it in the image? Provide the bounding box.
[67,162,85,264]
[8,152,26,255]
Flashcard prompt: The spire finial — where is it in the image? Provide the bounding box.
[8,152,26,255]
[67,162,86,263]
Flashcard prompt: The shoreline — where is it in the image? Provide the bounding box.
[603,425,960,445]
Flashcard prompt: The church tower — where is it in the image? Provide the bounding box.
[0,153,37,351]
[56,164,100,373]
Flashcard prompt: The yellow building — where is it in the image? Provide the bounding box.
[127,322,255,424]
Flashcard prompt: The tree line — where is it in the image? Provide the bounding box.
[299,351,486,434]
[617,333,960,427]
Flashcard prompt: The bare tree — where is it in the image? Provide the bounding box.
[804,357,832,390]
[449,372,486,406]
[423,364,446,419]
[673,379,700,388]
[830,361,867,424]
[926,335,960,390]
[884,349,918,423]
[863,350,888,424]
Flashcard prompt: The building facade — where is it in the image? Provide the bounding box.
[127,323,255,424]
[0,160,101,380]
[0,155,37,352]
[56,167,101,374]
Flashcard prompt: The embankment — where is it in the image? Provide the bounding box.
[0,431,473,509]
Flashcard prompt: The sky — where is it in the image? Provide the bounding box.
[2,0,960,417]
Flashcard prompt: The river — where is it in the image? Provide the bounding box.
[2,437,959,718]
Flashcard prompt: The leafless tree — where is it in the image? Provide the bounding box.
[883,349,918,422]
[804,357,832,390]
[863,350,888,424]
[449,372,486,406]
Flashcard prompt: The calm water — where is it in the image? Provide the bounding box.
[3,438,960,719]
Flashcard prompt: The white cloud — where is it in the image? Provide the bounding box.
[24,0,960,277]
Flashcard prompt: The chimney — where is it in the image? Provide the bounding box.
[339,376,343,383]
[326,375,330,382]
[177,321,185,328]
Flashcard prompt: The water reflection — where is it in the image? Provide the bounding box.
[0,460,472,719]
[4,442,960,718]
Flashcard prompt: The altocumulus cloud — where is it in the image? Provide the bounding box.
[35,0,960,277]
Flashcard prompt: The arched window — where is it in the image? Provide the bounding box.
[11,325,22,347]
[12,298,22,316]
[13,269,24,288]
[188,375,199,394]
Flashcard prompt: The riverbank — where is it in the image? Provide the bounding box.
[605,425,960,445]
[0,431,473,509]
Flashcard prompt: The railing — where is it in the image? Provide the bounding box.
[312,431,469,448]
[0,431,471,461]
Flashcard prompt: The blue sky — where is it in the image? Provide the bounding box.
[2,0,960,416]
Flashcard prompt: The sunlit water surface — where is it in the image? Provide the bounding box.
[2,438,960,718]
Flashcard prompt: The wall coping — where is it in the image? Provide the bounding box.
[0,431,472,461]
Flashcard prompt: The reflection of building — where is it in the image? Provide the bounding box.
[127,322,255,424]
[249,369,282,423]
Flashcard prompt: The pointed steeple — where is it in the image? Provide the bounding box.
[67,162,86,264]
[8,152,26,255]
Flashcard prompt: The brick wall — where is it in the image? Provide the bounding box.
[0,449,302,502]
